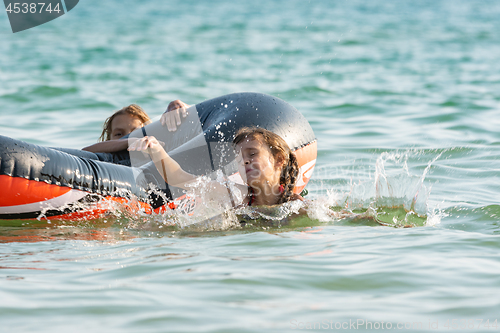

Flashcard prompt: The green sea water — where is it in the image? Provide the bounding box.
[1,0,499,332]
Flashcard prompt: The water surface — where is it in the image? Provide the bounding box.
[1,0,499,332]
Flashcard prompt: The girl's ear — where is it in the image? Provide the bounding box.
[274,155,285,169]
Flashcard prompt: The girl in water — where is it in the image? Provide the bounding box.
[83,100,188,153]
[128,127,303,207]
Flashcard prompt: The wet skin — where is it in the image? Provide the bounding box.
[235,138,284,201]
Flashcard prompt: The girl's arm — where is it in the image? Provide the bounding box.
[129,136,248,206]
[128,136,200,189]
[82,139,129,153]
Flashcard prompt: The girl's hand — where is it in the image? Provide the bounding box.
[128,136,165,155]
[291,193,305,202]
[160,99,189,132]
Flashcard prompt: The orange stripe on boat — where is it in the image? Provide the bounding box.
[0,175,72,206]
[44,196,154,221]
[294,141,317,167]
[294,141,317,193]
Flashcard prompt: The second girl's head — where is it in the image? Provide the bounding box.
[99,104,151,141]
[233,127,299,204]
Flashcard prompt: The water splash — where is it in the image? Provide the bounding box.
[31,150,445,231]
[236,199,305,228]
[306,150,447,227]
[375,150,444,213]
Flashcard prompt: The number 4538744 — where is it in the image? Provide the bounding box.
[5,3,61,14]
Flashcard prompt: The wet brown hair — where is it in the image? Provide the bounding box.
[99,104,151,141]
[233,127,299,204]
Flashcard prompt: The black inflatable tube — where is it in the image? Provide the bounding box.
[0,92,316,218]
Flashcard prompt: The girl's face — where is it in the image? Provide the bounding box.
[110,114,143,140]
[235,137,283,188]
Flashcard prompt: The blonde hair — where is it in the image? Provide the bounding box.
[233,127,299,204]
[99,104,150,141]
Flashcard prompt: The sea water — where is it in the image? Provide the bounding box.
[1,0,499,332]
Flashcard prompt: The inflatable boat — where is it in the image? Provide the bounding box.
[0,92,317,220]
